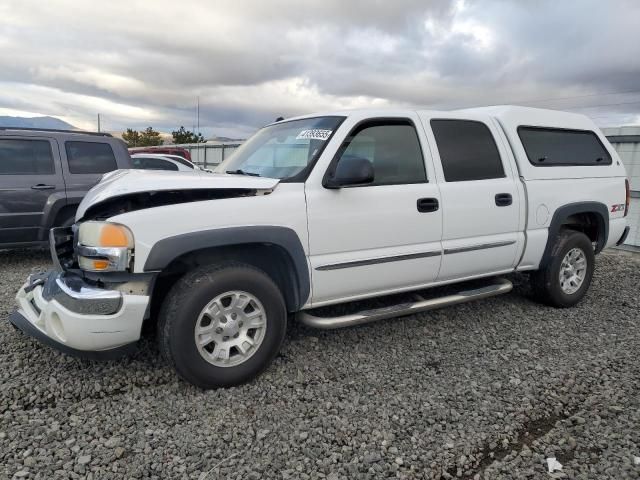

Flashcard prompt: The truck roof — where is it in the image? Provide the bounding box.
[278,105,600,132]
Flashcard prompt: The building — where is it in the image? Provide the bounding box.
[603,127,640,247]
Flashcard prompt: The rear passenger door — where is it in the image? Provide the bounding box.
[61,140,119,196]
[419,114,522,281]
[0,137,65,244]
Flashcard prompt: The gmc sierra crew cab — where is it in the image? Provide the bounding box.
[10,106,631,389]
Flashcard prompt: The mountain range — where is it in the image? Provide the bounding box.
[0,115,77,130]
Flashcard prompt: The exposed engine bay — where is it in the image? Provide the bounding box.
[81,188,259,221]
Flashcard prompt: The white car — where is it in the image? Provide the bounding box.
[12,106,630,388]
[157,154,212,172]
[130,153,196,172]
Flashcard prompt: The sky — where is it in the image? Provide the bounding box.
[1,0,640,138]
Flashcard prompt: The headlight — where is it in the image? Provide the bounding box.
[77,221,134,272]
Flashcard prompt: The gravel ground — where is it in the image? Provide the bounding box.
[0,249,639,480]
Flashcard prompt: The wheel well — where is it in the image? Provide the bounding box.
[560,212,603,245]
[52,204,77,227]
[149,243,303,322]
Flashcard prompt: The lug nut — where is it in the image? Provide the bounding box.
[231,313,237,320]
[233,333,239,338]
[239,322,244,327]
[223,336,229,341]
[215,327,223,334]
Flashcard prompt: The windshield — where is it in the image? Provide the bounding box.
[218,116,345,179]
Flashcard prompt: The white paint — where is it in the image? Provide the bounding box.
[106,106,628,305]
[76,169,279,219]
[536,204,549,226]
[16,281,149,351]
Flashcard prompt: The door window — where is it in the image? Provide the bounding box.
[334,120,426,186]
[0,139,55,175]
[65,141,117,174]
[431,119,505,182]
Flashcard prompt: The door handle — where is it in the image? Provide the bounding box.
[417,197,439,213]
[495,193,513,207]
[31,184,55,190]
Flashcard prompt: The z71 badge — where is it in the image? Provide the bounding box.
[611,203,626,213]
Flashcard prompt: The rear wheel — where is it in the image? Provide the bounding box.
[530,230,595,307]
[158,263,287,388]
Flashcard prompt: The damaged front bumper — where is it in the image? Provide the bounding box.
[11,269,149,360]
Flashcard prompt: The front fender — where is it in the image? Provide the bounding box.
[143,226,310,310]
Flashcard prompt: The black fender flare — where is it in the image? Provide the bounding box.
[143,226,310,310]
[39,194,77,241]
[540,201,609,268]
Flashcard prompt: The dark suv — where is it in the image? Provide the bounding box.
[0,128,131,248]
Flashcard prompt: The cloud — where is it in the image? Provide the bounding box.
[1,0,639,137]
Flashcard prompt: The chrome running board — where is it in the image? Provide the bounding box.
[297,278,513,329]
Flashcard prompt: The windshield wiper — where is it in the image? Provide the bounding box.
[225,169,261,177]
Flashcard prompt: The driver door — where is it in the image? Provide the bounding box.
[304,114,443,306]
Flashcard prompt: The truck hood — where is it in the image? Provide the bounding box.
[76,169,280,219]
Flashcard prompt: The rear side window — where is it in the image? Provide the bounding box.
[431,119,505,182]
[518,127,612,166]
[65,141,117,174]
[0,139,55,175]
[336,120,427,186]
[132,157,179,171]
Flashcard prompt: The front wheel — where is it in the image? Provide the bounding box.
[158,263,287,388]
[530,230,595,308]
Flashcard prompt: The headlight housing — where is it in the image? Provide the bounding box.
[77,221,134,272]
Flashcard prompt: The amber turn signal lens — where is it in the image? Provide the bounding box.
[99,224,131,247]
[92,260,110,270]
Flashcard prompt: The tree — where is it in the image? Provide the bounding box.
[139,127,163,146]
[172,126,205,144]
[121,128,141,147]
[121,127,163,147]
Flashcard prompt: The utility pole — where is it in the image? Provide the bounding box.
[97,113,101,132]
[196,96,200,135]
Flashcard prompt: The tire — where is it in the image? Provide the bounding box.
[158,263,287,389]
[530,230,595,308]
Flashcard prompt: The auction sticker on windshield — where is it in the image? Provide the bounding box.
[296,129,333,141]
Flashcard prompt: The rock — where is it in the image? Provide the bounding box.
[363,453,381,464]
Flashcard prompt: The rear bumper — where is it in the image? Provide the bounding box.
[12,270,149,357]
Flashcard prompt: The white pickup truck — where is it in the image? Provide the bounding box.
[11,106,630,388]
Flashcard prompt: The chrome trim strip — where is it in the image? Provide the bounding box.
[316,250,441,271]
[53,276,122,315]
[77,245,130,272]
[298,278,513,329]
[443,240,516,255]
[34,271,122,315]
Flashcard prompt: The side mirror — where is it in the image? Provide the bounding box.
[325,156,374,188]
